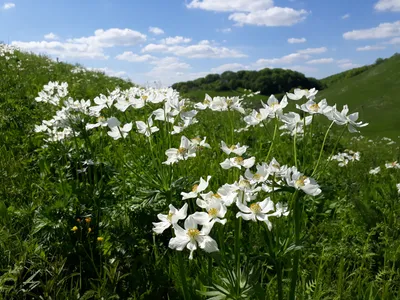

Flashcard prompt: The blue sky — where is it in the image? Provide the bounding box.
[1,0,400,86]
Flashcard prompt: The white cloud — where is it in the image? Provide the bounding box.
[148,26,164,35]
[217,28,232,33]
[297,47,327,54]
[254,53,310,67]
[88,67,127,78]
[115,51,155,62]
[374,0,400,12]
[337,59,360,69]
[142,44,169,52]
[288,37,306,44]
[306,58,334,64]
[44,33,59,40]
[3,2,15,10]
[229,7,308,27]
[160,36,192,45]
[145,57,192,85]
[150,57,191,72]
[142,42,246,58]
[11,40,108,60]
[387,37,400,44]
[343,21,400,40]
[210,63,247,73]
[342,14,350,19]
[356,45,387,51]
[186,0,274,12]
[68,28,146,48]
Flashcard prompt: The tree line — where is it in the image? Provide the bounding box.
[172,68,324,96]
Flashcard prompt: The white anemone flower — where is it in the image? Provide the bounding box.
[89,94,114,116]
[221,141,248,156]
[192,198,227,225]
[194,94,212,110]
[229,177,261,203]
[267,158,288,177]
[261,95,288,117]
[297,99,329,115]
[236,197,285,230]
[369,167,381,175]
[331,105,369,133]
[136,115,159,137]
[287,88,318,101]
[244,163,270,184]
[215,185,238,207]
[243,108,271,126]
[220,156,255,170]
[385,161,400,169]
[286,167,322,196]
[85,116,108,130]
[107,118,133,140]
[152,203,188,234]
[279,112,312,136]
[181,176,212,200]
[163,136,197,165]
[190,137,211,149]
[169,216,219,260]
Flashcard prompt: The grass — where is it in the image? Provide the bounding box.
[317,53,400,139]
[1,45,400,299]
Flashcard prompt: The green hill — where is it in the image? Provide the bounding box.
[317,53,400,138]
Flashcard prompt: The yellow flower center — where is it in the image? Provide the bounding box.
[253,173,262,180]
[208,208,219,217]
[250,203,261,214]
[187,228,200,239]
[226,99,233,105]
[309,103,319,112]
[229,145,237,150]
[71,226,78,232]
[192,184,199,192]
[234,157,244,164]
[203,99,210,104]
[256,112,262,120]
[295,175,307,187]
[97,116,106,122]
[239,179,251,189]
[392,161,398,166]
[167,212,174,221]
[178,147,187,154]
[142,95,148,102]
[270,103,279,108]
[213,193,222,199]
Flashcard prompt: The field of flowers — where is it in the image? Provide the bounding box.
[1,44,400,299]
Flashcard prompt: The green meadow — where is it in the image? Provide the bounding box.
[1,45,400,300]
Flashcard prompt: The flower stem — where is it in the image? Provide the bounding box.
[311,121,334,176]
[289,191,300,300]
[293,128,298,169]
[265,118,278,162]
[177,253,190,300]
[324,125,347,167]
[234,216,242,295]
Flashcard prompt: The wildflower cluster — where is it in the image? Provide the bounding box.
[330,150,361,167]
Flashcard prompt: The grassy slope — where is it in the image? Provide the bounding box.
[317,54,400,138]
